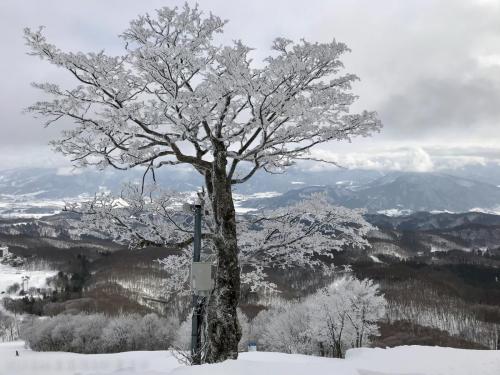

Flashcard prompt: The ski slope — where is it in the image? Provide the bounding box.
[0,264,57,295]
[0,341,499,375]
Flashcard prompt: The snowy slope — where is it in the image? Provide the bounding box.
[0,264,57,294]
[0,341,180,375]
[1,341,499,375]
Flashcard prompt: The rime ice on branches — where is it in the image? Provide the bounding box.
[25,3,381,363]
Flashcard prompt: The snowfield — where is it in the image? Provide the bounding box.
[0,264,57,294]
[0,341,178,375]
[0,194,91,218]
[0,341,499,375]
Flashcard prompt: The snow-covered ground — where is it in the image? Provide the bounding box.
[0,341,499,375]
[376,208,414,217]
[0,263,57,294]
[0,341,179,375]
[0,193,92,218]
[233,191,282,213]
[0,190,283,218]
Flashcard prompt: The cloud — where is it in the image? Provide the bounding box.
[55,166,83,176]
[1,0,500,169]
[0,145,70,171]
[378,76,500,141]
[311,147,434,172]
[310,145,500,172]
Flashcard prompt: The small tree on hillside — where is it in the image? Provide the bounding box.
[25,3,381,362]
[310,276,387,357]
[252,276,386,358]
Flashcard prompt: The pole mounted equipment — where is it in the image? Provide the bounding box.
[188,201,212,364]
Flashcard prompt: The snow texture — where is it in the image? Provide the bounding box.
[1,341,499,375]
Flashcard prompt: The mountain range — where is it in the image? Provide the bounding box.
[242,172,500,214]
[1,167,500,216]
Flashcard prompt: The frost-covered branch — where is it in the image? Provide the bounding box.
[237,193,372,290]
[70,185,372,293]
[67,184,212,249]
[24,3,381,178]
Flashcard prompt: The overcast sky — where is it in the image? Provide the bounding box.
[1,0,500,171]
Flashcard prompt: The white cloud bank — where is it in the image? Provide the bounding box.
[310,145,498,172]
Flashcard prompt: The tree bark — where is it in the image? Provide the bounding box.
[203,149,241,363]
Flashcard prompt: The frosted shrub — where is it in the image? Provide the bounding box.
[101,315,139,352]
[0,311,18,342]
[71,314,108,353]
[22,313,179,353]
[50,315,76,352]
[238,309,251,352]
[254,300,315,354]
[172,318,192,351]
[24,317,61,351]
[135,313,179,351]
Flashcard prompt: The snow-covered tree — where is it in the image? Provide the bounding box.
[25,3,381,362]
[255,299,315,355]
[252,276,386,357]
[310,276,386,357]
[172,318,192,353]
[0,311,18,342]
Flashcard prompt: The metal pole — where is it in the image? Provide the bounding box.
[193,204,202,262]
[191,204,202,364]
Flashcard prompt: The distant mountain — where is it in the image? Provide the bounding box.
[0,167,203,199]
[362,211,500,261]
[345,172,500,213]
[242,172,500,213]
[0,167,204,217]
[366,211,500,231]
[0,166,385,197]
[439,163,500,186]
[2,167,500,217]
[0,167,384,218]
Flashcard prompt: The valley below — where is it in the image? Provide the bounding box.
[1,207,500,350]
[1,166,500,355]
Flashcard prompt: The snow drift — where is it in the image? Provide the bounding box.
[1,341,499,375]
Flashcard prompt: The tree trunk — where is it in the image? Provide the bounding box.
[203,149,241,363]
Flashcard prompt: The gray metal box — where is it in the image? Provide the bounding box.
[191,262,214,294]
